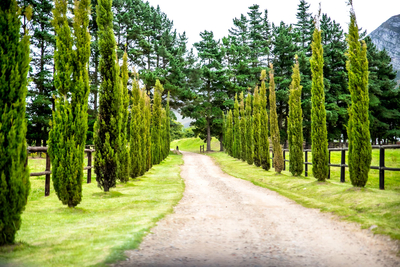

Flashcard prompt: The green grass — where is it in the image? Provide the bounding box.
[0,153,185,267]
[170,137,220,153]
[209,152,400,241]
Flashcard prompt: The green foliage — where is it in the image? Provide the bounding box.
[233,94,241,159]
[226,110,234,156]
[259,70,270,171]
[130,75,142,178]
[288,57,304,176]
[269,65,284,173]
[163,92,171,160]
[239,92,246,161]
[346,7,372,187]
[49,0,90,206]
[151,79,164,165]
[0,0,31,245]
[118,51,130,183]
[310,25,329,182]
[94,0,121,192]
[252,87,261,167]
[245,93,254,165]
[145,95,152,171]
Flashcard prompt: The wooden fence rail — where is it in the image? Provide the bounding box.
[273,145,400,190]
[27,146,95,196]
[200,145,205,153]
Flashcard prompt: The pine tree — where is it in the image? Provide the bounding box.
[310,23,329,182]
[233,93,241,159]
[119,51,130,183]
[0,0,31,245]
[346,3,371,187]
[288,56,304,176]
[253,87,261,167]
[245,93,254,165]
[94,0,121,192]
[260,70,271,171]
[49,0,90,206]
[269,64,284,173]
[151,79,164,165]
[239,92,246,161]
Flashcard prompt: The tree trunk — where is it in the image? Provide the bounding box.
[207,118,211,151]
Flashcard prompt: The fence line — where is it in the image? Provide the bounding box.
[27,146,95,196]
[273,145,400,190]
[200,145,205,153]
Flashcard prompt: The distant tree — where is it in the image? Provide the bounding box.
[151,79,164,165]
[269,64,284,173]
[253,87,261,167]
[233,94,241,159]
[226,110,234,156]
[346,3,371,187]
[245,92,254,165]
[0,0,31,245]
[94,0,121,192]
[163,92,171,159]
[310,22,329,182]
[145,94,152,171]
[49,0,91,205]
[288,56,304,176]
[139,89,147,176]
[259,70,271,171]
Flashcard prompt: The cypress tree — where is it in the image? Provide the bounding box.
[119,51,130,182]
[145,93,152,171]
[139,89,147,176]
[310,22,329,182]
[346,3,371,187]
[222,112,227,151]
[269,64,284,173]
[253,87,261,167]
[288,56,304,176]
[164,92,171,160]
[161,108,167,160]
[94,0,121,192]
[239,92,246,161]
[0,0,31,245]
[49,0,90,206]
[130,76,142,178]
[233,94,241,159]
[226,110,234,156]
[260,70,271,171]
[245,93,254,165]
[151,79,164,165]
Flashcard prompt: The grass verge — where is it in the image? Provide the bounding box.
[170,137,220,153]
[0,153,184,267]
[209,152,400,241]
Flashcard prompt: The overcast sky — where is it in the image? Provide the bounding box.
[145,0,400,47]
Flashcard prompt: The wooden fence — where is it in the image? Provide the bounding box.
[200,145,205,153]
[275,145,400,190]
[27,146,95,196]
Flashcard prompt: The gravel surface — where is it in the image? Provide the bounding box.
[114,152,400,267]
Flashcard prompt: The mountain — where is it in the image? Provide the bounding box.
[369,14,400,83]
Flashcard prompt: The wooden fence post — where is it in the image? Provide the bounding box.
[328,150,331,179]
[87,150,92,184]
[379,147,385,190]
[283,150,286,171]
[340,148,346,183]
[304,151,308,177]
[45,152,51,196]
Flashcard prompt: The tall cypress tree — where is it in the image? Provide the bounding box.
[151,79,164,165]
[245,93,254,165]
[269,64,284,173]
[139,89,147,176]
[145,93,152,171]
[49,0,90,206]
[226,110,234,156]
[233,93,241,159]
[119,51,130,182]
[260,70,271,171]
[239,92,246,161]
[164,92,171,160]
[0,0,31,245]
[253,87,261,167]
[310,22,329,182]
[346,3,371,187]
[130,75,142,178]
[94,0,121,192]
[288,56,304,176]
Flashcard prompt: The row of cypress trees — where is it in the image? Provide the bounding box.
[223,4,371,187]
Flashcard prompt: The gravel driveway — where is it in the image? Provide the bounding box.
[114,151,399,267]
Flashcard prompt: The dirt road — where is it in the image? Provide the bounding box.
[115,152,399,267]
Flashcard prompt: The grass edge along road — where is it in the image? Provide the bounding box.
[170,137,220,153]
[0,153,184,267]
[208,151,400,243]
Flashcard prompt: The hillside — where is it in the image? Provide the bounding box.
[369,14,400,83]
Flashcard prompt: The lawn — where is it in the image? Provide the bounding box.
[170,137,220,153]
[209,152,400,241]
[0,153,185,267]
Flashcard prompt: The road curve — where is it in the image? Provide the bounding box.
[114,151,399,267]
